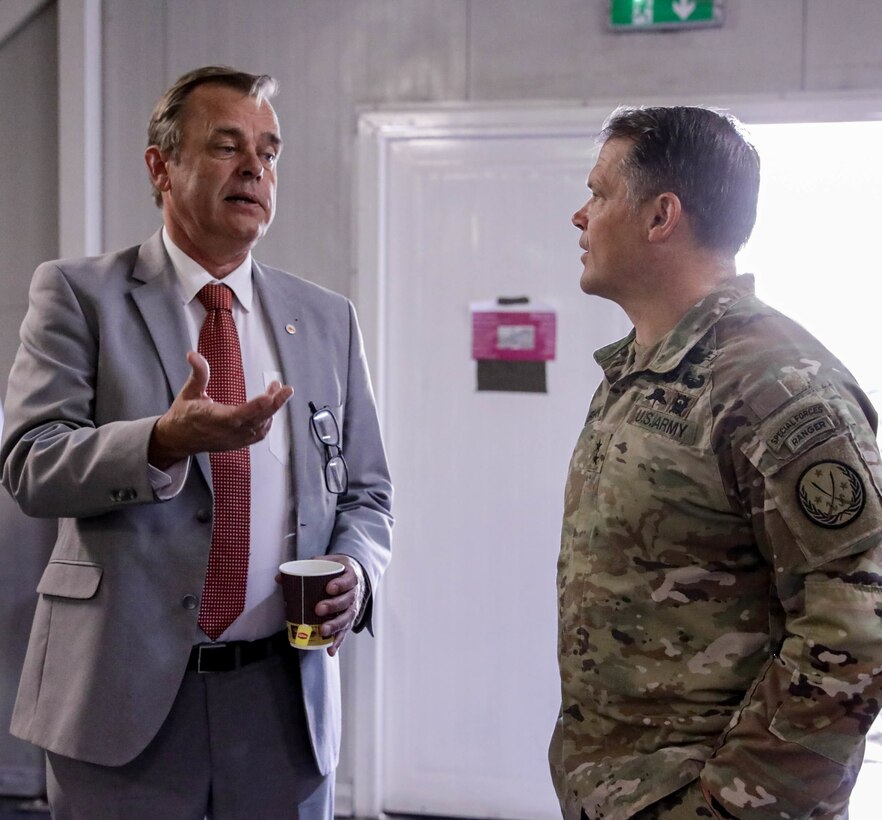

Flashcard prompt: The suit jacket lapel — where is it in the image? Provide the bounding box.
[130,231,211,485]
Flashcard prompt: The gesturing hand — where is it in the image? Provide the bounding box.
[148,350,293,470]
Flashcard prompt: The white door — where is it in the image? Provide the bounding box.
[357,109,630,819]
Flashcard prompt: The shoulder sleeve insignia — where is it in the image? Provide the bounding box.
[797,460,865,528]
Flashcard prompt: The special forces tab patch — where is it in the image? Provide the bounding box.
[767,402,835,453]
[797,460,865,529]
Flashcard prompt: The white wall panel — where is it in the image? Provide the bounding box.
[805,0,882,91]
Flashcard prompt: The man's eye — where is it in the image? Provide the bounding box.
[264,153,277,164]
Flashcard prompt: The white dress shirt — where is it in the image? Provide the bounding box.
[151,228,292,641]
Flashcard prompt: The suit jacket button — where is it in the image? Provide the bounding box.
[111,487,137,502]
[182,595,199,610]
[196,508,211,523]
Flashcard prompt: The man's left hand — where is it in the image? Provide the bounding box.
[316,555,366,656]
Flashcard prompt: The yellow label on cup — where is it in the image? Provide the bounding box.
[287,621,334,649]
[294,624,313,648]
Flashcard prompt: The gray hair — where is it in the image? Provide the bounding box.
[147,65,278,207]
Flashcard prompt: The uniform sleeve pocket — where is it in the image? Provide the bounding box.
[36,560,103,599]
[772,578,882,767]
[744,428,882,567]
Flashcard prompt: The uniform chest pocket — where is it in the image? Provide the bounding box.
[602,424,731,521]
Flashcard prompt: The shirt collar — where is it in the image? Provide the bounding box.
[161,226,254,311]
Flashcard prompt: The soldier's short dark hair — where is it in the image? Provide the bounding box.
[147,65,278,207]
[601,106,761,254]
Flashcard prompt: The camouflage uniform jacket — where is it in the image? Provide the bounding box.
[550,275,882,820]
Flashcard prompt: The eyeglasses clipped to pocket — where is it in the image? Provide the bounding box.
[309,401,349,495]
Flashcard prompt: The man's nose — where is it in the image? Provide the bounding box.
[572,204,588,230]
[240,152,264,179]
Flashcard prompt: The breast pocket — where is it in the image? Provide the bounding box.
[263,371,290,465]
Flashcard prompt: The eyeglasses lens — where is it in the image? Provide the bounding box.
[325,456,348,494]
[312,410,339,445]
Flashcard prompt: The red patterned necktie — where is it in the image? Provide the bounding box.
[196,284,250,640]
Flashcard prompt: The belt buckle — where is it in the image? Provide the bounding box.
[196,642,228,674]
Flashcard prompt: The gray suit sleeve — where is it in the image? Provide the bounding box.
[1,262,159,518]
[326,300,393,633]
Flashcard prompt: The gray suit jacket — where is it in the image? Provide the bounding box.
[0,231,393,773]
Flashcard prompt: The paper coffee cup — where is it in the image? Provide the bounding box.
[279,559,345,650]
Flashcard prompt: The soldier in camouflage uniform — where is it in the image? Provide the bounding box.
[549,106,882,820]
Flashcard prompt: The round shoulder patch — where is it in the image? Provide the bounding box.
[797,460,865,528]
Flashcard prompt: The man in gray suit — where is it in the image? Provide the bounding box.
[0,65,393,819]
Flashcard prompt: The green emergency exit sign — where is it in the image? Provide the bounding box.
[610,0,723,31]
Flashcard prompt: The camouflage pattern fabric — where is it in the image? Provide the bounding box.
[632,779,714,819]
[550,275,882,820]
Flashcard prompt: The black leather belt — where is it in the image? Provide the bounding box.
[187,630,289,673]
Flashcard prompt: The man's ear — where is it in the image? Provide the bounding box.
[145,146,172,196]
[646,192,682,243]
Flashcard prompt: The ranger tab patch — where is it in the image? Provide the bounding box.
[785,415,835,453]
[797,460,865,528]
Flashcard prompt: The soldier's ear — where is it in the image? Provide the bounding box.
[646,193,681,243]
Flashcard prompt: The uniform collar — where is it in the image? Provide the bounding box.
[595,274,755,381]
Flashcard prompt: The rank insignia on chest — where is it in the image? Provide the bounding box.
[583,431,613,473]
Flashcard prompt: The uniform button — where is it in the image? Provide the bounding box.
[182,595,199,610]
[196,508,211,523]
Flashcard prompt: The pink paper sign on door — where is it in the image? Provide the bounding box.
[471,302,556,362]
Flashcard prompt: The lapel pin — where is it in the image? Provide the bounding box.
[285,323,297,335]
